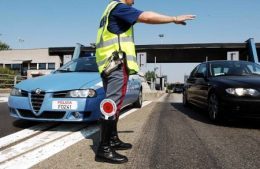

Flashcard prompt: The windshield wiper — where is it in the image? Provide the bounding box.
[243,73,260,76]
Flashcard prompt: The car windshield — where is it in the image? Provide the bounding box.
[175,84,184,88]
[55,57,99,73]
[210,61,260,77]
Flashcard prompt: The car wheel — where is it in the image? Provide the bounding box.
[133,90,142,108]
[208,93,222,122]
[183,90,189,107]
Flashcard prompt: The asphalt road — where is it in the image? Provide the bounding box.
[1,94,260,169]
[0,102,42,138]
[125,94,260,169]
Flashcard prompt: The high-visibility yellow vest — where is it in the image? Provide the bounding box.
[95,1,139,75]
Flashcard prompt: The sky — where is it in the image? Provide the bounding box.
[1,0,260,82]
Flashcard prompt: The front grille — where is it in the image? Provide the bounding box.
[18,109,66,119]
[40,111,66,119]
[31,92,45,113]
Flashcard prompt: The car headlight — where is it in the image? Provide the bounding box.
[66,89,96,98]
[225,88,259,96]
[10,88,22,96]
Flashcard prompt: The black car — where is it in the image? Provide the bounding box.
[183,60,260,121]
[173,83,184,93]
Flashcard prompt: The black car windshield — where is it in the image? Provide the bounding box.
[55,57,99,73]
[210,61,260,77]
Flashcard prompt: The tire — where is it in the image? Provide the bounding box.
[208,93,222,122]
[133,90,142,108]
[182,90,190,107]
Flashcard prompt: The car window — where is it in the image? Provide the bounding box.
[197,63,207,76]
[56,57,99,73]
[211,62,242,76]
[247,63,260,75]
[190,65,199,78]
[210,61,260,77]
[211,66,229,76]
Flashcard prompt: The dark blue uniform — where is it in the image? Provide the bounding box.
[108,0,143,34]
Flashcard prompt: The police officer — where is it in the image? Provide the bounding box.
[95,0,195,164]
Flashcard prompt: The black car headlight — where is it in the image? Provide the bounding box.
[66,89,96,98]
[225,88,259,96]
[10,88,22,96]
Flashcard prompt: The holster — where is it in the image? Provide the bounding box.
[102,51,126,77]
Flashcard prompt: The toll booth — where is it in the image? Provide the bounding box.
[49,39,260,65]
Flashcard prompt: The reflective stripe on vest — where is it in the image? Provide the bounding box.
[96,36,134,49]
[95,1,139,74]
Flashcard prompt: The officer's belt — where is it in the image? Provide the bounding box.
[97,55,137,67]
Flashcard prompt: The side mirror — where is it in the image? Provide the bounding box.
[50,70,56,74]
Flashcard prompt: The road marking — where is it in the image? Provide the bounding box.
[0,124,86,163]
[0,123,56,149]
[173,93,183,103]
[0,97,8,102]
[0,101,152,169]
[0,100,151,149]
[0,126,98,169]
[157,93,168,102]
[120,101,152,119]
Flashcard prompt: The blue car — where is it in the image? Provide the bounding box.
[8,56,142,122]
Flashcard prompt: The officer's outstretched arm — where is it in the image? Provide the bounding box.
[138,11,196,25]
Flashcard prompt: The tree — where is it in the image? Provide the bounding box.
[145,71,155,82]
[0,41,10,50]
[167,83,174,90]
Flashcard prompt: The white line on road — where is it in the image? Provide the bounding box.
[0,101,152,169]
[157,93,168,102]
[119,101,152,119]
[0,124,86,163]
[0,97,8,102]
[0,126,99,169]
[0,123,55,149]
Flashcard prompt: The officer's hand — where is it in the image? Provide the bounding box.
[174,15,196,25]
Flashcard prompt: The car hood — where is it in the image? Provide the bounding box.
[15,72,102,92]
[214,75,260,88]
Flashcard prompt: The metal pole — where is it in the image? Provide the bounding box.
[153,56,158,90]
[14,76,17,85]
[246,38,259,63]
[160,64,162,77]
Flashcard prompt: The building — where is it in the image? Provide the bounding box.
[0,48,62,78]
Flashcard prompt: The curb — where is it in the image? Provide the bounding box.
[143,91,165,101]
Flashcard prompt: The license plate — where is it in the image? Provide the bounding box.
[52,101,78,110]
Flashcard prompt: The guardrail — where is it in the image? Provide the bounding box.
[0,74,27,88]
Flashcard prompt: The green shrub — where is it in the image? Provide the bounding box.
[0,67,16,75]
[0,67,16,88]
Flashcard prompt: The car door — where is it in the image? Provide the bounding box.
[127,74,140,103]
[123,75,137,106]
[186,65,199,103]
[193,63,209,107]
